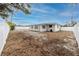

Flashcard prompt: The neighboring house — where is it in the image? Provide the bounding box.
[29,23,61,32]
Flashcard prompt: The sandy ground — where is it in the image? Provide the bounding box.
[42,31,75,40]
[1,30,79,56]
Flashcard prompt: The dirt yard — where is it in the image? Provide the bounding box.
[1,30,79,56]
[42,31,75,40]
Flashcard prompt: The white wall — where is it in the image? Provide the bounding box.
[30,25,47,32]
[55,25,61,32]
[39,25,47,32]
[30,25,61,32]
[30,25,74,32]
[60,24,79,48]
[0,22,10,55]
[15,26,30,30]
[61,27,74,31]
[73,23,79,48]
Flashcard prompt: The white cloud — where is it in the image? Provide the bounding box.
[32,7,57,14]
[59,11,72,17]
[59,10,79,17]
[32,8,49,13]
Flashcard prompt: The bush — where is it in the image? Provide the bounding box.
[7,22,15,30]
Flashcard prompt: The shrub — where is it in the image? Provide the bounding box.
[7,22,16,30]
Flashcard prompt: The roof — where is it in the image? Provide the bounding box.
[29,23,60,26]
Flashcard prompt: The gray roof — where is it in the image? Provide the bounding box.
[29,23,61,26]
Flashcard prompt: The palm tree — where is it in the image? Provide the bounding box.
[0,3,31,19]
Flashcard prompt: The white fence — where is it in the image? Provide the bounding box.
[15,26,30,30]
[0,22,10,55]
[73,24,79,48]
[61,27,74,31]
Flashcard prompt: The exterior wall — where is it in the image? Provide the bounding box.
[30,25,47,32]
[30,25,77,32]
[48,27,55,32]
[54,24,61,32]
[30,24,60,32]
[30,23,79,32]
[39,25,47,32]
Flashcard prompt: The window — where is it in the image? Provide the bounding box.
[31,26,33,28]
[49,25,52,28]
[35,25,38,29]
[42,25,45,29]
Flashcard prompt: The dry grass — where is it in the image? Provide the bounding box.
[1,30,79,56]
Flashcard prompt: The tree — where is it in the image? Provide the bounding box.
[64,20,77,27]
[0,3,31,19]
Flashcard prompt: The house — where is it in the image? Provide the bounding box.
[29,23,61,32]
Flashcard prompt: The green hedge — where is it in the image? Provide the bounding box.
[7,22,16,30]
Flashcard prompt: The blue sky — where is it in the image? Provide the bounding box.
[5,3,79,25]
